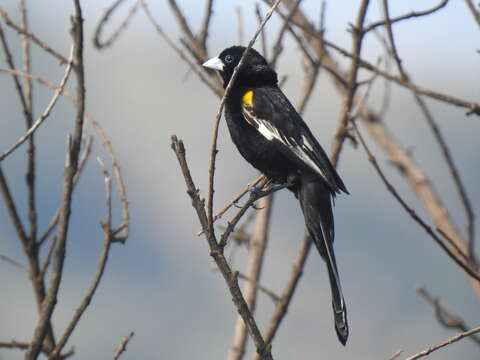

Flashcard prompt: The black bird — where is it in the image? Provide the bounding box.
[203,46,349,345]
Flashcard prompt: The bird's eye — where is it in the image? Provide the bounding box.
[224,54,234,63]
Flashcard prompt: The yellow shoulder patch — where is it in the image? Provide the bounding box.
[242,90,254,107]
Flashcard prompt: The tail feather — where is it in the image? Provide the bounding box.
[296,173,349,345]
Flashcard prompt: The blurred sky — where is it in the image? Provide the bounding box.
[1,1,479,359]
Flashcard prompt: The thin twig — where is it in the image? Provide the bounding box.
[350,119,480,283]
[50,158,117,357]
[228,195,274,360]
[416,285,480,345]
[20,0,39,251]
[269,0,302,69]
[171,136,273,359]
[237,272,280,303]
[0,44,75,161]
[364,0,449,32]
[0,7,68,63]
[236,7,244,45]
[403,326,480,360]
[198,0,214,50]
[253,235,312,360]
[330,0,370,167]
[256,4,268,59]
[389,350,403,360]
[113,331,135,360]
[413,94,476,261]
[26,2,85,356]
[141,0,223,97]
[93,0,141,50]
[0,254,27,271]
[464,0,480,29]
[197,175,265,236]
[0,340,74,359]
[272,7,480,115]
[0,68,128,244]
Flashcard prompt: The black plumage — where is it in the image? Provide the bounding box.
[203,46,349,345]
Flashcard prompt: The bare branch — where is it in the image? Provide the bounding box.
[253,235,312,360]
[364,0,449,33]
[197,175,266,236]
[0,44,75,161]
[236,7,244,45]
[417,285,480,345]
[464,0,480,29]
[141,0,223,97]
[171,136,273,359]
[350,117,480,283]
[50,158,118,357]
[0,340,73,359]
[228,195,274,360]
[0,254,27,271]
[113,332,135,360]
[93,0,141,50]
[26,1,86,356]
[0,7,69,63]
[330,0,370,167]
[237,272,280,303]
[198,0,214,49]
[403,326,480,360]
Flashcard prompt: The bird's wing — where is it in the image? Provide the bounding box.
[240,87,347,193]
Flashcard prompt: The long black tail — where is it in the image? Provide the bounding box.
[296,173,349,345]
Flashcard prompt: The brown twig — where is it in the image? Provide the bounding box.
[197,175,265,235]
[0,7,68,64]
[0,340,73,359]
[464,0,480,29]
[18,0,38,249]
[237,272,280,304]
[389,350,404,360]
[416,285,480,345]
[113,331,135,360]
[26,2,85,356]
[269,0,302,69]
[256,4,268,60]
[330,0,370,167]
[171,136,273,359]
[50,157,118,357]
[236,7,244,45]
[0,44,74,162]
[413,94,476,261]
[198,0,214,50]
[0,68,129,244]
[350,118,480,283]
[167,0,207,62]
[272,7,480,116]
[228,195,274,360]
[0,254,27,271]
[93,0,140,50]
[253,234,312,360]
[141,0,223,97]
[37,136,93,246]
[364,0,449,33]
[380,1,474,249]
[403,326,480,360]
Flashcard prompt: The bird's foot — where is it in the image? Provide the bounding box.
[249,180,290,199]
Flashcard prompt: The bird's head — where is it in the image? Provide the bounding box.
[203,46,277,88]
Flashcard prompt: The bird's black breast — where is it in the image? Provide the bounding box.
[225,88,297,184]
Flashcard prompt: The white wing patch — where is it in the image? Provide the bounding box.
[242,106,328,183]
